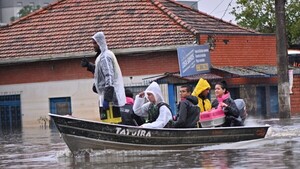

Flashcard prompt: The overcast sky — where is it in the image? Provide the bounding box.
[196,0,238,23]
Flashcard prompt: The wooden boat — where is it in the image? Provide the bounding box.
[49,113,270,152]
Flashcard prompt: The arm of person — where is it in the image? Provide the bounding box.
[133,93,149,117]
[81,57,95,74]
[173,101,188,128]
[101,55,114,87]
[87,63,95,73]
[141,106,172,128]
[101,55,115,101]
[211,99,219,109]
[223,99,240,118]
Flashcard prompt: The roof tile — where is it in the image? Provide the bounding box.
[0,0,258,61]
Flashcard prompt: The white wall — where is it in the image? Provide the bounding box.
[0,74,163,127]
[0,79,99,127]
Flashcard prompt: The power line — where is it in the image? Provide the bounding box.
[190,0,235,20]
[220,0,233,20]
[210,0,227,15]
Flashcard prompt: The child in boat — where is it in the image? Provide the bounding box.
[133,82,172,128]
[172,85,200,128]
[211,80,242,127]
[192,78,212,113]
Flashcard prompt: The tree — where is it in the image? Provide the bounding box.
[231,0,300,45]
[11,5,41,22]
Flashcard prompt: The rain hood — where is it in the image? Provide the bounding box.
[144,81,164,104]
[192,78,211,97]
[192,78,212,112]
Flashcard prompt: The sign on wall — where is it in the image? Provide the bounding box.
[177,44,211,77]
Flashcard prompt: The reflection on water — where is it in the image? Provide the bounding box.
[0,117,300,169]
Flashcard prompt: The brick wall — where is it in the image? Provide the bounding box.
[118,51,179,76]
[228,77,278,85]
[0,59,92,85]
[201,34,277,66]
[0,51,181,85]
[291,76,300,115]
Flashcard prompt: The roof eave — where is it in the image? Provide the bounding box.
[113,44,190,55]
[199,32,275,36]
[0,44,191,65]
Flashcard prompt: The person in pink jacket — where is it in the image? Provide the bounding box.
[211,80,241,127]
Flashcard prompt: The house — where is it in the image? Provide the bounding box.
[0,0,198,25]
[0,0,299,129]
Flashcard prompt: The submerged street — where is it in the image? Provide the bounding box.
[0,117,300,169]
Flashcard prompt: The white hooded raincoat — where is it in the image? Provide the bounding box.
[133,82,172,128]
[92,32,126,107]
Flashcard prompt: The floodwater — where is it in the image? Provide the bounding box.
[1,117,300,169]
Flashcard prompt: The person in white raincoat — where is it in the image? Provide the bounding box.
[133,82,173,128]
[92,32,126,119]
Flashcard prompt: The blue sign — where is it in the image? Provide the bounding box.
[177,45,211,77]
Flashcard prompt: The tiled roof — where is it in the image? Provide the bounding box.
[155,71,223,84]
[155,65,300,84]
[0,0,258,63]
[214,65,300,77]
[213,66,272,78]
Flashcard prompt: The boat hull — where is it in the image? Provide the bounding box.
[49,114,269,152]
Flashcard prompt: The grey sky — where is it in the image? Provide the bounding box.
[197,0,237,23]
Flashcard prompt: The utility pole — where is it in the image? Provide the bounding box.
[275,0,291,119]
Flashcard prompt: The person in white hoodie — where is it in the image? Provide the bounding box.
[92,32,126,120]
[133,82,173,128]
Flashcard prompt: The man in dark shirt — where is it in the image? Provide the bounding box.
[173,85,200,128]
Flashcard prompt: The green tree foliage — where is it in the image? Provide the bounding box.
[231,0,300,45]
[10,5,40,22]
